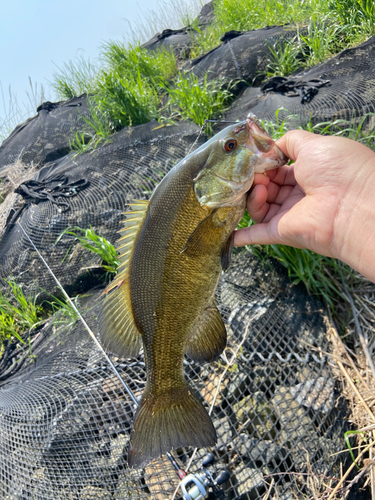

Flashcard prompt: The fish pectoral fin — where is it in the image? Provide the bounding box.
[181,210,218,256]
[99,273,142,358]
[128,384,216,468]
[221,231,234,271]
[186,303,227,363]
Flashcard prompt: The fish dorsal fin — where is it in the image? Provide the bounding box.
[99,200,149,358]
[116,200,149,271]
[185,302,227,363]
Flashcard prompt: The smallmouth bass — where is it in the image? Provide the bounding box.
[100,114,288,468]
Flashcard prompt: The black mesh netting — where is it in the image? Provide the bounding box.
[187,25,303,88]
[0,95,91,171]
[141,28,195,58]
[224,36,375,128]
[0,120,204,298]
[0,250,349,500]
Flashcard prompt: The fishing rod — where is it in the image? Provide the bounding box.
[18,222,230,500]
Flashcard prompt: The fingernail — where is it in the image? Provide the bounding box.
[248,189,256,200]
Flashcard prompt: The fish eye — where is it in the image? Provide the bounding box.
[224,139,237,152]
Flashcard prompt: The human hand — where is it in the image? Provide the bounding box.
[234,130,375,282]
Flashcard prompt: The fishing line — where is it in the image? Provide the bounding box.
[18,222,188,485]
[187,119,240,155]
[18,222,138,406]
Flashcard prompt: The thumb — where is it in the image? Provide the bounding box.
[276,130,321,162]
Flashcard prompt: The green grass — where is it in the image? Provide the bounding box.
[57,226,120,276]
[100,42,177,85]
[329,0,375,35]
[44,294,81,331]
[49,0,375,144]
[57,43,178,135]
[162,72,234,133]
[94,68,160,130]
[0,281,44,345]
[51,54,98,100]
[190,0,332,58]
[191,0,374,72]
[262,37,303,79]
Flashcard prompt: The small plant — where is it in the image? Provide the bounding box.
[163,72,233,133]
[57,226,120,275]
[94,69,160,130]
[298,15,345,67]
[44,294,81,330]
[51,54,98,100]
[213,0,330,36]
[0,281,44,345]
[329,0,375,35]
[264,38,303,78]
[100,42,177,85]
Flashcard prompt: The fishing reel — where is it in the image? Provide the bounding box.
[179,453,230,500]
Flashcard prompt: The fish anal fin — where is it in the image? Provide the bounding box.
[186,303,227,363]
[221,232,234,271]
[128,385,216,468]
[99,274,141,358]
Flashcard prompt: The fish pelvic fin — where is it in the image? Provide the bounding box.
[99,200,149,358]
[186,303,227,363]
[128,385,216,468]
[221,232,234,271]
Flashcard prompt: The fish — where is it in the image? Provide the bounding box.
[99,113,288,468]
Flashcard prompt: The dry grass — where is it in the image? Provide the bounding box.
[124,0,210,44]
[0,160,38,236]
[322,278,375,499]
[324,319,375,499]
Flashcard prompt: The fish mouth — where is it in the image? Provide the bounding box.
[213,173,243,186]
[246,115,288,168]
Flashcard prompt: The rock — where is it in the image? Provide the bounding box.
[234,392,276,439]
[214,417,232,449]
[115,468,146,498]
[232,434,283,464]
[144,455,180,500]
[272,386,319,468]
[290,377,334,414]
[234,466,265,498]
[197,0,215,26]
[201,370,227,407]
[222,371,250,402]
[80,486,112,499]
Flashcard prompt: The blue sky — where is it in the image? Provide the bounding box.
[0,0,165,111]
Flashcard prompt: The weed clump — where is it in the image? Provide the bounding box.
[163,72,233,133]
[0,281,44,345]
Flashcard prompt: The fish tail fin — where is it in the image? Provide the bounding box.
[128,384,216,468]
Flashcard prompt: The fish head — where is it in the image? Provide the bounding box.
[194,113,288,208]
